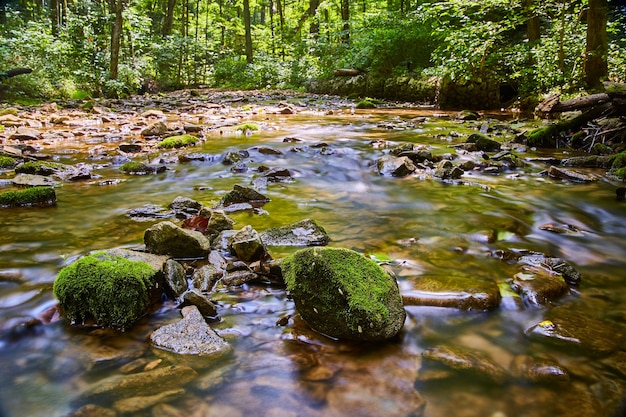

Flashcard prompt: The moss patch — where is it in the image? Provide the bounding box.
[281,247,405,341]
[0,155,16,168]
[0,186,56,207]
[235,122,259,132]
[356,98,377,109]
[15,161,66,176]
[120,161,153,174]
[157,134,199,149]
[53,252,159,330]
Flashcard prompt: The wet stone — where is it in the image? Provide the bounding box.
[509,354,570,384]
[260,218,330,247]
[230,225,266,262]
[419,345,507,383]
[12,173,60,187]
[191,264,222,292]
[377,155,416,177]
[180,288,219,317]
[547,165,599,182]
[509,269,569,308]
[163,259,188,299]
[113,388,185,414]
[516,252,582,286]
[127,204,174,221]
[402,275,501,311]
[169,196,202,218]
[144,221,211,258]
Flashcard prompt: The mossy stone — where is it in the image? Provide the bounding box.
[0,186,56,207]
[466,133,502,152]
[15,161,66,176]
[281,247,405,341]
[0,155,16,167]
[235,122,259,132]
[53,252,161,330]
[356,98,377,109]
[120,161,154,174]
[157,134,198,149]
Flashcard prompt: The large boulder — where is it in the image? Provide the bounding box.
[53,250,165,330]
[144,221,211,257]
[281,247,406,341]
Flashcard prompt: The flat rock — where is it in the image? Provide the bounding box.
[402,275,501,311]
[260,218,331,247]
[12,173,60,187]
[144,221,211,257]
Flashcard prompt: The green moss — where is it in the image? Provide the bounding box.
[157,134,199,149]
[0,107,19,116]
[356,98,377,109]
[120,161,153,174]
[235,122,259,132]
[15,161,66,176]
[282,247,394,334]
[53,252,158,330]
[526,125,559,148]
[0,155,16,167]
[614,167,626,180]
[466,133,502,152]
[0,186,56,207]
[611,151,626,170]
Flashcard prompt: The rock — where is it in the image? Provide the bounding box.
[144,221,211,258]
[509,355,570,384]
[466,133,501,152]
[402,275,501,311]
[119,143,142,153]
[377,155,417,177]
[525,306,625,355]
[516,252,582,286]
[456,110,480,120]
[62,404,117,417]
[52,250,163,330]
[113,389,185,414]
[163,259,188,299]
[230,225,267,262]
[0,114,24,126]
[221,184,270,207]
[547,165,599,182]
[281,247,406,341]
[141,121,168,137]
[169,196,202,218]
[418,345,507,383]
[221,151,245,165]
[15,160,92,181]
[180,288,218,317]
[119,161,165,175]
[127,204,174,221]
[509,270,569,308]
[150,306,231,360]
[0,185,57,207]
[260,218,330,247]
[191,264,222,292]
[433,160,464,179]
[9,126,41,141]
[200,209,235,236]
[222,268,258,287]
[82,364,197,400]
[11,173,60,187]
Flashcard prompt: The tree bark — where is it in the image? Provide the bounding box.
[585,0,608,88]
[108,0,125,81]
[341,0,350,43]
[163,0,177,36]
[50,0,60,36]
[243,0,253,64]
[309,0,320,36]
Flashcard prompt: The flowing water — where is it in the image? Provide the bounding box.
[1,98,626,417]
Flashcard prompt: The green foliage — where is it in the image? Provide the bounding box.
[0,186,56,207]
[235,122,259,132]
[53,252,158,330]
[157,134,198,149]
[0,156,16,167]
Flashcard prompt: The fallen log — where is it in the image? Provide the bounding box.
[333,68,364,77]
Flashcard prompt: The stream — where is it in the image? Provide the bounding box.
[1,90,626,417]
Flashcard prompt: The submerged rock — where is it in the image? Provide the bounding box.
[509,354,570,384]
[418,345,507,383]
[516,252,582,286]
[402,275,501,311]
[281,247,406,341]
[260,218,330,247]
[144,221,211,258]
[465,133,501,152]
[509,270,569,308]
[377,155,417,177]
[0,185,56,207]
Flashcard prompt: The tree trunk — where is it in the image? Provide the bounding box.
[163,0,177,36]
[585,0,608,89]
[108,0,125,81]
[341,0,350,43]
[523,0,540,43]
[243,0,253,64]
[50,0,60,36]
[309,0,320,36]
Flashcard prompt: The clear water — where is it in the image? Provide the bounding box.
[1,104,625,417]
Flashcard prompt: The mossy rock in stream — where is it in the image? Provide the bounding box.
[15,161,66,176]
[526,125,560,148]
[466,133,501,152]
[0,186,56,207]
[281,247,406,341]
[157,134,199,149]
[53,252,162,330]
[0,155,16,167]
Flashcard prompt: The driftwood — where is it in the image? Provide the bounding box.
[536,83,626,116]
[333,68,365,77]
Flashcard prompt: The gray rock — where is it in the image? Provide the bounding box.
[281,247,406,342]
[402,275,501,311]
[221,184,269,207]
[230,225,266,262]
[260,218,330,247]
[150,306,230,357]
[144,221,211,258]
[169,196,202,218]
[199,209,235,236]
[433,160,464,179]
[547,165,599,182]
[191,264,222,292]
[222,268,258,287]
[9,127,41,141]
[12,173,60,187]
[163,259,188,299]
[181,288,218,317]
[377,155,416,177]
[113,389,185,414]
[466,133,501,152]
[141,121,168,137]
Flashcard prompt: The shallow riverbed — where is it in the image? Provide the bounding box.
[1,91,626,417]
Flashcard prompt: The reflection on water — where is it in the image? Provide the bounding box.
[1,107,626,417]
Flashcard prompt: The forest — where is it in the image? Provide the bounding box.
[0,0,625,108]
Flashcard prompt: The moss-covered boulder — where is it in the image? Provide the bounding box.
[53,251,163,330]
[610,151,626,180]
[0,186,56,208]
[157,134,199,149]
[144,221,211,257]
[281,247,406,341]
[465,133,502,152]
[0,155,16,168]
